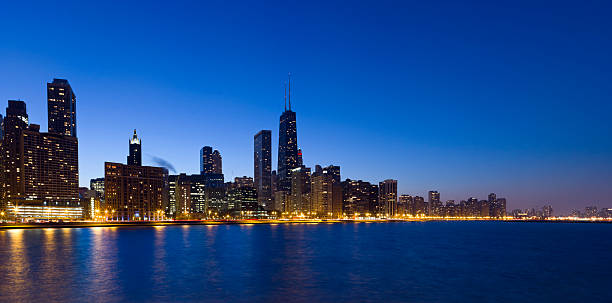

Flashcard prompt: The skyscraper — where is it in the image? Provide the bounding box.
[200,146,213,174]
[311,165,342,218]
[200,146,222,174]
[1,96,80,219]
[379,179,398,217]
[212,149,222,174]
[47,78,76,137]
[428,190,441,216]
[127,129,141,166]
[290,166,311,214]
[22,124,79,207]
[254,130,272,209]
[1,101,28,208]
[277,75,298,191]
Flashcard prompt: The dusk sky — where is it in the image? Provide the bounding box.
[1,0,610,213]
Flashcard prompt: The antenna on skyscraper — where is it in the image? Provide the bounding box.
[288,72,291,111]
[284,81,287,111]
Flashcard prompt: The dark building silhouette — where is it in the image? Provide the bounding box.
[227,186,258,211]
[127,129,141,166]
[212,150,222,174]
[90,177,105,197]
[277,75,298,191]
[1,101,29,208]
[254,130,272,209]
[414,196,426,216]
[233,176,253,189]
[342,179,378,216]
[379,179,398,217]
[47,79,76,137]
[297,148,303,166]
[428,190,441,216]
[466,197,479,217]
[398,194,413,216]
[200,146,222,174]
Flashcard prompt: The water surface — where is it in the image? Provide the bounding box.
[0,222,610,302]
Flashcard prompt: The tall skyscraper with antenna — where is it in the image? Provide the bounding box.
[277,74,299,191]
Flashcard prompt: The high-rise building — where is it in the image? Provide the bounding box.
[428,190,441,216]
[105,162,168,220]
[105,131,168,220]
[47,79,76,137]
[234,176,253,188]
[479,200,490,217]
[322,165,341,183]
[21,124,79,206]
[488,193,507,218]
[311,165,342,218]
[297,148,303,167]
[90,178,105,197]
[1,97,80,219]
[1,100,29,208]
[168,173,212,216]
[341,179,378,216]
[127,129,141,166]
[466,197,479,217]
[274,190,289,213]
[200,146,213,174]
[289,166,310,214]
[212,150,222,174]
[200,146,222,174]
[254,130,272,209]
[413,196,426,216]
[585,206,598,217]
[379,179,398,217]
[227,186,258,211]
[398,194,413,216]
[277,75,298,191]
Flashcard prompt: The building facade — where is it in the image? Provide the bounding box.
[47,78,77,137]
[254,130,272,210]
[289,166,310,214]
[341,179,378,216]
[105,162,168,220]
[379,179,398,217]
[21,124,80,206]
[200,146,222,174]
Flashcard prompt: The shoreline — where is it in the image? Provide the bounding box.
[0,219,610,230]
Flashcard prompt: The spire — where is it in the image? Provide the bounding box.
[284,81,287,111]
[288,72,291,111]
[130,129,140,144]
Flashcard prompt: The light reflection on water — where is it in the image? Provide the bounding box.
[0,222,610,302]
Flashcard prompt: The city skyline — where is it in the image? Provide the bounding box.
[1,1,611,213]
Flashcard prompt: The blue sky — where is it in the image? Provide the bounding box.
[1,0,611,213]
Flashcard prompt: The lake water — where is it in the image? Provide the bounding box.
[0,222,610,302]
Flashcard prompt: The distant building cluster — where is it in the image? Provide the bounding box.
[10,76,609,222]
[569,206,612,219]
